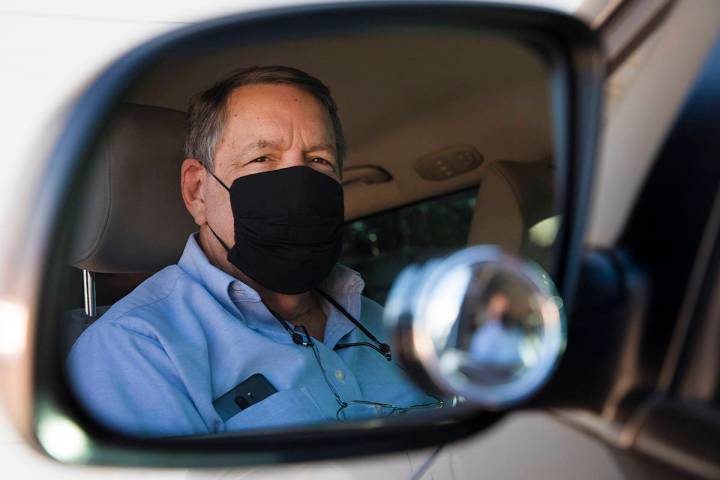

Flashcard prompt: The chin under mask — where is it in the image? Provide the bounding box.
[206,166,344,295]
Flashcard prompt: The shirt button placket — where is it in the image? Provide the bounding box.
[316,342,362,402]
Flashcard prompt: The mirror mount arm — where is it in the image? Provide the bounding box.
[528,249,650,417]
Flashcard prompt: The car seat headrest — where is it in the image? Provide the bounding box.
[468,160,555,269]
[69,103,197,273]
[467,163,524,252]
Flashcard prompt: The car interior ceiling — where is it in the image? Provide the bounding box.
[60,30,557,353]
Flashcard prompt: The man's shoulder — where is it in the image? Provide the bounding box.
[360,295,384,317]
[360,295,387,337]
[65,264,215,437]
[101,265,183,316]
[80,265,199,341]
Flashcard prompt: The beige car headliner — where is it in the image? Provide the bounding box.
[125,29,553,220]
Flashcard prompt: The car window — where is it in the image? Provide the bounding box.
[342,187,479,304]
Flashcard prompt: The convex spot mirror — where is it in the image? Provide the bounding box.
[5,2,602,468]
[386,246,566,408]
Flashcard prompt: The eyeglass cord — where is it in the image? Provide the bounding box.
[315,288,392,360]
[267,291,443,419]
[269,288,392,361]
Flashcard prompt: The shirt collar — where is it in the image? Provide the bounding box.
[316,265,367,348]
[318,263,365,297]
[177,233,256,316]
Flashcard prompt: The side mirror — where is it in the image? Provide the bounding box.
[0,2,602,468]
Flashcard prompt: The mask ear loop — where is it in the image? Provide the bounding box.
[204,164,231,191]
[202,163,233,252]
[207,225,231,252]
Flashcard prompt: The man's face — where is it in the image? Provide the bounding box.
[187,83,340,278]
[213,83,340,182]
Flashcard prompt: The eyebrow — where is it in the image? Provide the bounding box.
[305,143,337,155]
[235,139,282,158]
[236,139,337,158]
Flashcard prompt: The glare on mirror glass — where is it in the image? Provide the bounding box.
[59,26,556,438]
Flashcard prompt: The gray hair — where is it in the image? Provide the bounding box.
[184,65,346,172]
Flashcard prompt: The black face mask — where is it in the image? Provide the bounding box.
[206,166,344,295]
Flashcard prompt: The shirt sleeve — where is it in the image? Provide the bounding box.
[66,320,210,437]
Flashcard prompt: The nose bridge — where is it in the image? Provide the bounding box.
[280,143,306,168]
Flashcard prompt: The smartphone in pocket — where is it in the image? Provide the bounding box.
[213,373,278,422]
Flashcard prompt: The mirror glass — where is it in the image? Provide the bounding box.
[56,24,558,438]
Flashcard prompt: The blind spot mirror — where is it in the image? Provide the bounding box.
[385,246,566,408]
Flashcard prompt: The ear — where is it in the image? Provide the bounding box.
[181,158,207,226]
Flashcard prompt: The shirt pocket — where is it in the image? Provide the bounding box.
[222,386,328,432]
[361,376,439,409]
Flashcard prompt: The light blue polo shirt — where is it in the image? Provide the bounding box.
[67,234,436,437]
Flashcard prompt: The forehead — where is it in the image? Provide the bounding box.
[223,83,333,133]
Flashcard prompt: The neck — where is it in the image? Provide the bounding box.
[197,227,327,339]
[261,288,314,322]
[253,282,328,342]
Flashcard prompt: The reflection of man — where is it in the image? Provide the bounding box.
[68,66,438,437]
[469,294,525,370]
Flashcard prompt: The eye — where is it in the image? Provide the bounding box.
[250,156,270,163]
[310,157,335,169]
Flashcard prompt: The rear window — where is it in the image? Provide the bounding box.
[341,187,478,303]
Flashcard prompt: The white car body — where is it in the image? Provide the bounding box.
[1,0,719,478]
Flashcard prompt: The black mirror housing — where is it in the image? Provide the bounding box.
[0,1,603,467]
